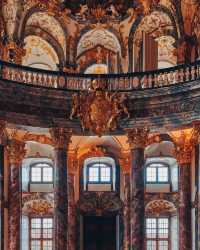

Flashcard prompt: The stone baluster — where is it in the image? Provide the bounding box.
[127,128,149,250]
[50,128,72,250]
[7,139,26,250]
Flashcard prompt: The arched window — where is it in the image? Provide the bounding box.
[146,163,169,183]
[30,163,53,183]
[83,157,116,191]
[87,162,112,183]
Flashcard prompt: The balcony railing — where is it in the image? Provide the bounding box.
[0,60,200,91]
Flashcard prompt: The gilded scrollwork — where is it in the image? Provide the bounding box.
[70,79,129,136]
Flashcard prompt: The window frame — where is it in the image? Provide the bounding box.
[145,163,170,184]
[29,216,53,250]
[87,163,112,184]
[145,216,170,250]
[30,163,54,184]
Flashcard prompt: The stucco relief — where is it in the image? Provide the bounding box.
[134,11,173,44]
[26,12,66,55]
[77,28,121,57]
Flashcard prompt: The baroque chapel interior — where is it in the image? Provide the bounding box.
[1,1,200,250]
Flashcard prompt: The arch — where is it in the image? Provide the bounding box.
[24,26,65,67]
[128,6,179,71]
[18,6,68,59]
[76,28,122,58]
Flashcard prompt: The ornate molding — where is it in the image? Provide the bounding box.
[49,127,72,149]
[126,127,149,149]
[7,139,26,165]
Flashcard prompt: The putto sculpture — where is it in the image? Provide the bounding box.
[70,78,129,136]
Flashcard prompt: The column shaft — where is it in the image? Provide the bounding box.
[130,147,145,250]
[179,163,191,250]
[54,148,68,250]
[50,128,71,250]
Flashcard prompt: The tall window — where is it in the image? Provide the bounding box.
[146,217,169,250]
[31,163,53,183]
[30,217,53,250]
[88,163,112,183]
[146,164,169,183]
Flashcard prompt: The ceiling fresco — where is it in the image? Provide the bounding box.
[77,28,121,57]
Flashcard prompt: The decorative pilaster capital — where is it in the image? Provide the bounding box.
[50,127,72,149]
[7,139,26,165]
[126,127,149,150]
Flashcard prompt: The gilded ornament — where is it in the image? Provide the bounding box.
[70,79,129,136]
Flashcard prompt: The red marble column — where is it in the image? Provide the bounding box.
[127,128,148,250]
[7,140,26,250]
[68,173,76,250]
[124,173,131,250]
[179,162,191,250]
[50,128,71,250]
[175,140,192,250]
[0,120,6,250]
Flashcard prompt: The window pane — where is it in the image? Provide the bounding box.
[31,240,40,250]
[31,218,41,238]
[158,218,169,238]
[31,167,42,182]
[158,240,168,250]
[158,167,168,182]
[147,240,156,250]
[43,240,52,250]
[43,168,53,182]
[43,219,53,238]
[89,167,99,182]
[146,167,156,182]
[146,218,157,238]
[100,167,111,182]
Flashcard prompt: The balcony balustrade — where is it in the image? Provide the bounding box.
[0,60,200,91]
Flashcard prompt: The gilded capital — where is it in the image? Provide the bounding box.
[7,139,26,165]
[50,127,72,149]
[126,127,149,150]
[173,131,193,165]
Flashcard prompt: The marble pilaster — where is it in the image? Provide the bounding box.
[127,128,149,250]
[50,128,71,250]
